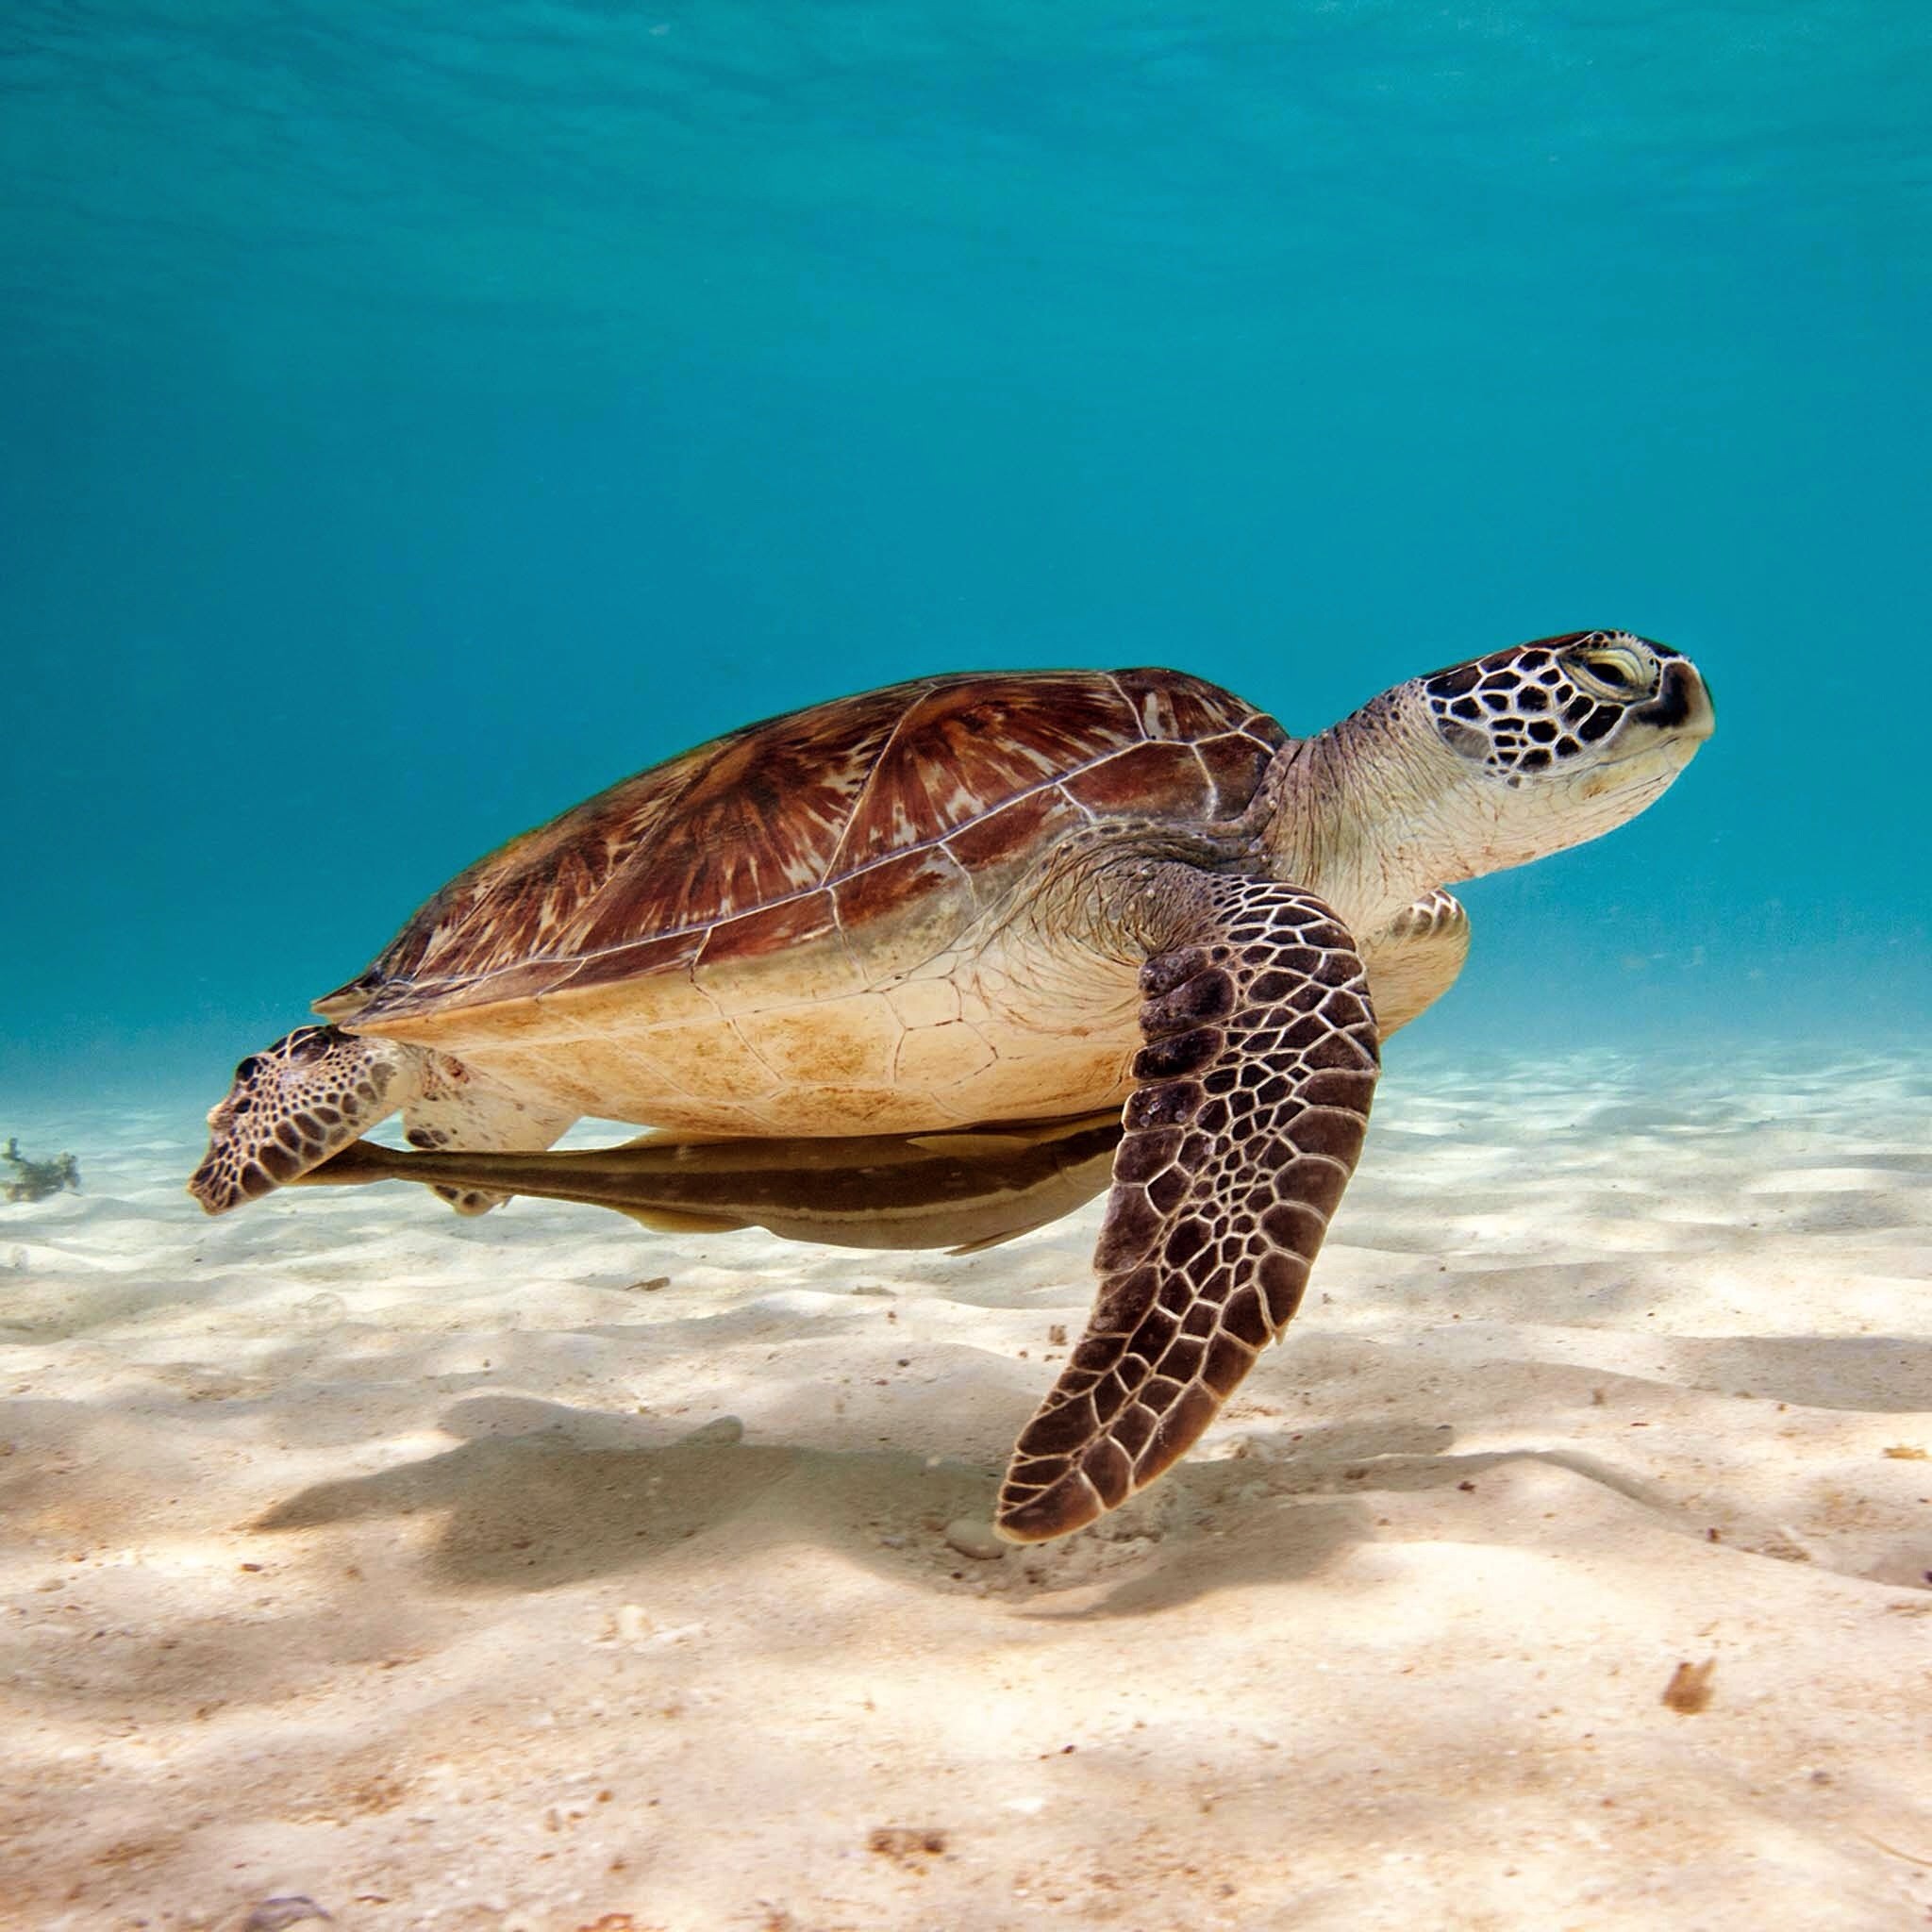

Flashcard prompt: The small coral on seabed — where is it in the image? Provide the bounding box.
[2,1138,81,1203]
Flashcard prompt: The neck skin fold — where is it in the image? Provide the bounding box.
[1257,694,1465,940]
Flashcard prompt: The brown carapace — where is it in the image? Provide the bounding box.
[317,669,1286,1029]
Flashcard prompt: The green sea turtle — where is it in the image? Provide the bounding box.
[191,631,1713,1541]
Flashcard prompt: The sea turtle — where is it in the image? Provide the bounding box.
[191,631,1713,1541]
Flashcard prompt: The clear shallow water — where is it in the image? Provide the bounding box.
[3,2,1928,1100]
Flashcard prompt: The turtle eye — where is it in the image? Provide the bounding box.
[1562,639,1655,701]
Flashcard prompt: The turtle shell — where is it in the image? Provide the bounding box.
[319,668,1287,1027]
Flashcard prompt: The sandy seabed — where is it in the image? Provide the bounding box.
[1,1041,1928,1932]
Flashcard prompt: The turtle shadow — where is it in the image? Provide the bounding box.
[251,1396,1505,1605]
[250,1343,1932,1612]
[255,1394,1003,1595]
[253,1394,1425,1601]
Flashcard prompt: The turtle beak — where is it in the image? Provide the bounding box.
[1635,658,1715,743]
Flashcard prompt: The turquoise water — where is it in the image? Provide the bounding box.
[3,3,1927,1097]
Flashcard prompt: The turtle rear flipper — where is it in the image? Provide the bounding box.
[189,1025,416,1214]
[995,873,1380,1542]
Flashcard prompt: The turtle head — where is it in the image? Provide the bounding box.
[1417,632,1712,782]
[1275,631,1714,933]
[1416,625,1709,808]
[1403,628,1713,881]
[189,1024,403,1213]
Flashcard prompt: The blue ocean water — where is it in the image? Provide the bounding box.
[2,2,1927,1099]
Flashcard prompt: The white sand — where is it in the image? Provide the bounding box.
[2,1042,1929,1931]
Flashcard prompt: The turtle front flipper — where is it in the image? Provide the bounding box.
[189,1025,418,1214]
[995,875,1381,1542]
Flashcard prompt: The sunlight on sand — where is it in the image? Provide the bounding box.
[2,1043,1929,1928]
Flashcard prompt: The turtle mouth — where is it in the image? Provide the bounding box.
[1588,732,1701,784]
